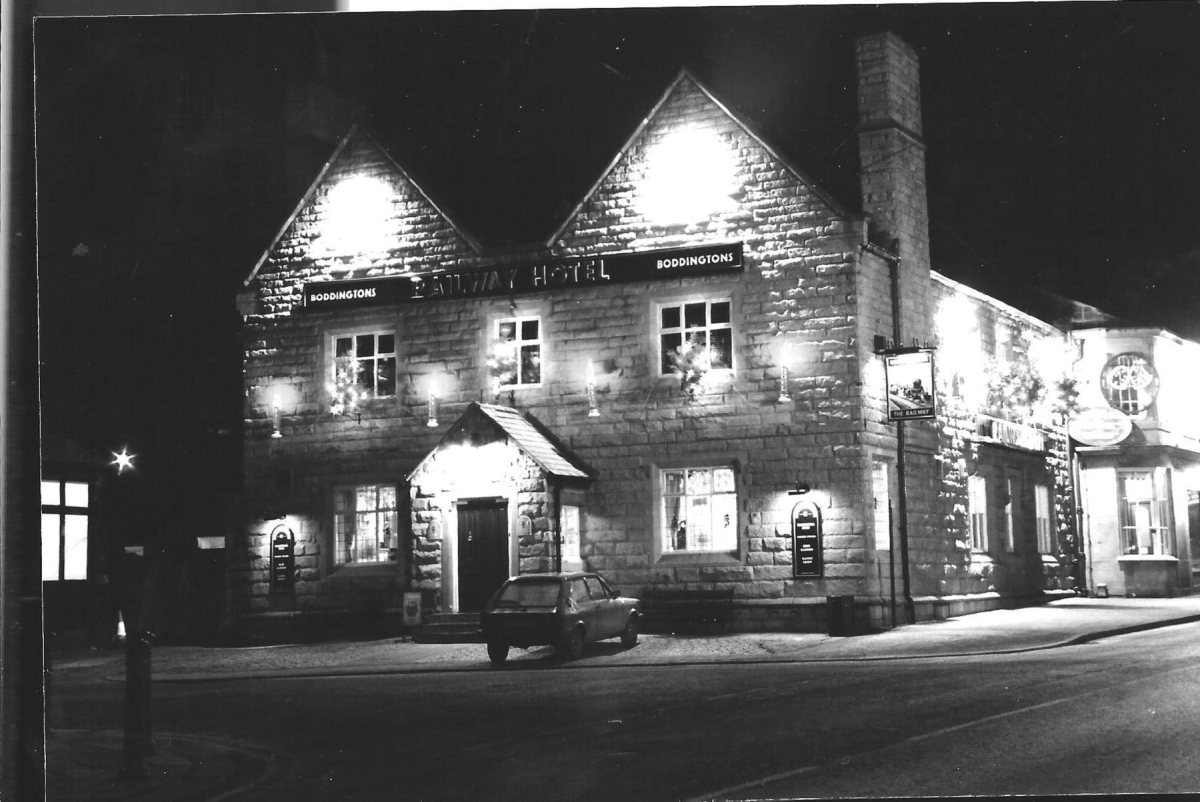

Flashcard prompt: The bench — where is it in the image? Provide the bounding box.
[638,587,735,635]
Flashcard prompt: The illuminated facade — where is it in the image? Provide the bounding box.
[232,33,1081,642]
[1069,327,1200,597]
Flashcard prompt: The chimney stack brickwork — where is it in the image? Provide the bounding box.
[855,32,933,347]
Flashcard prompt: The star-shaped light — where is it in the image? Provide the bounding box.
[112,448,135,474]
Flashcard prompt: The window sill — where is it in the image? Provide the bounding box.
[656,551,740,566]
[1117,554,1178,563]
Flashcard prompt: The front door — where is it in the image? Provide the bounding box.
[458,500,510,612]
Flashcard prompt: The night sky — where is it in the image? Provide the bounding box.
[32,4,1200,511]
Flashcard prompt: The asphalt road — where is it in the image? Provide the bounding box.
[51,623,1200,800]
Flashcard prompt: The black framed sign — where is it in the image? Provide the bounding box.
[885,349,936,421]
[270,525,295,592]
[792,501,823,578]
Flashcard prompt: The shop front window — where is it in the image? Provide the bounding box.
[1118,470,1172,555]
[335,484,399,564]
[662,466,737,553]
[41,480,88,581]
[659,300,733,376]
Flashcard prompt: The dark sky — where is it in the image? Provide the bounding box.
[32,4,1200,475]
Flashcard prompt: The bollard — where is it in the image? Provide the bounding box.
[117,630,153,781]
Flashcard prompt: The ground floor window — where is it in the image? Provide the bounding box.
[968,474,988,552]
[41,480,89,581]
[662,466,737,553]
[334,484,399,564]
[872,461,891,551]
[1118,470,1172,555]
[1035,483,1053,554]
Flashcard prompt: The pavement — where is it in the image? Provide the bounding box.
[45,595,1200,801]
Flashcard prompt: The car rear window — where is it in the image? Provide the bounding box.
[496,579,561,607]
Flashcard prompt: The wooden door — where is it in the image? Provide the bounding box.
[458,501,510,612]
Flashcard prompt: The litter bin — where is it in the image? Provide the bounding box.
[826,595,857,637]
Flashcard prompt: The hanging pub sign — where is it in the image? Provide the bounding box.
[302,242,744,310]
[885,349,936,421]
[270,525,295,592]
[792,501,823,578]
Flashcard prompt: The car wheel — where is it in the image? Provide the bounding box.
[560,626,585,660]
[487,641,509,665]
[621,615,639,648]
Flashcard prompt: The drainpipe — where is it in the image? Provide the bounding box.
[889,256,916,625]
[553,479,563,573]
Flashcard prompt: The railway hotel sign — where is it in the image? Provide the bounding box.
[303,243,744,310]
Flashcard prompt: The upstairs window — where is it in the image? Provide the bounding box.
[661,466,737,553]
[659,300,732,376]
[493,317,542,387]
[334,484,399,565]
[42,480,88,581]
[1101,353,1158,417]
[333,332,396,399]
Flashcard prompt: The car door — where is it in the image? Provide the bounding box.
[585,575,622,638]
[566,577,599,639]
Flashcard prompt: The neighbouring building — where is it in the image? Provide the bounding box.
[231,32,1085,643]
[1068,326,1200,598]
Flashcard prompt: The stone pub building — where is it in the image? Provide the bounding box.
[232,33,1080,643]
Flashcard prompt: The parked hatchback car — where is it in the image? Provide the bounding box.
[481,572,641,664]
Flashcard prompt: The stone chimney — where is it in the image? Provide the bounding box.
[855,31,933,341]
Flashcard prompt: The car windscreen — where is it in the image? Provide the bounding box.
[495,579,561,608]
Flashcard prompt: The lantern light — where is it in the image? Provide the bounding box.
[779,364,791,403]
[587,361,600,418]
[427,383,439,428]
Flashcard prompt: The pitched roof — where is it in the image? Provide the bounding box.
[243,122,482,287]
[548,68,854,246]
[409,402,593,482]
[474,404,591,480]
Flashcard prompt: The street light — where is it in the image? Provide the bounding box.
[112,447,135,474]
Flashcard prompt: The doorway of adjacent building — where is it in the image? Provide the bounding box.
[457,500,510,612]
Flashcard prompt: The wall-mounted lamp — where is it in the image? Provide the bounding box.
[778,364,792,404]
[587,361,600,417]
[427,389,439,428]
[789,480,811,496]
[271,397,283,439]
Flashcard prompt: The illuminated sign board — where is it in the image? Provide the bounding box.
[976,415,1047,453]
[1070,406,1133,447]
[885,350,936,421]
[302,242,744,310]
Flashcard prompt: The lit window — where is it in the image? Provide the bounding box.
[1035,484,1053,554]
[662,466,737,553]
[872,462,891,551]
[493,317,541,387]
[333,332,397,400]
[659,300,733,376]
[41,480,88,581]
[1118,470,1172,556]
[1101,353,1159,417]
[968,474,988,552]
[334,485,399,565]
